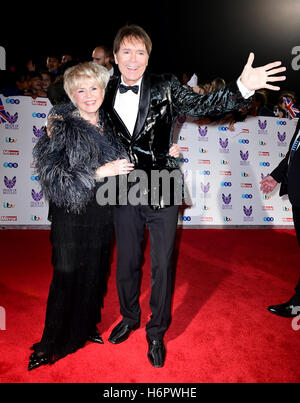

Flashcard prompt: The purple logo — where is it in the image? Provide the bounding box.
[33,125,45,138]
[277,132,286,142]
[258,119,267,130]
[222,193,231,204]
[6,112,18,124]
[198,126,208,137]
[219,138,228,148]
[240,150,249,161]
[243,205,252,217]
[261,173,267,180]
[31,189,43,201]
[4,176,16,189]
[201,182,210,193]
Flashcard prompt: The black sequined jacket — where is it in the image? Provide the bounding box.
[103,73,252,208]
[33,103,127,214]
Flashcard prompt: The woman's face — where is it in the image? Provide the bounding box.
[72,78,103,119]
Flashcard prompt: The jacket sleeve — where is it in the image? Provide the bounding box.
[169,75,252,118]
[33,115,99,214]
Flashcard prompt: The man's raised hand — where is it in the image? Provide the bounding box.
[240,52,286,91]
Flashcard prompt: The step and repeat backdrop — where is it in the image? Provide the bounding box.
[173,114,297,227]
[0,94,298,227]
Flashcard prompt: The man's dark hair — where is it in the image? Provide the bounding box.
[113,25,152,56]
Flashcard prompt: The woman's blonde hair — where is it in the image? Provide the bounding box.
[63,62,110,104]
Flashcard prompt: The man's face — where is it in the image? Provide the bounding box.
[114,37,149,85]
[46,57,60,72]
[92,48,105,66]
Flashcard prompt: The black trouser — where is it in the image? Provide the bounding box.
[113,204,179,340]
[291,206,300,299]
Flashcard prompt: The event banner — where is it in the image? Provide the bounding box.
[0,95,51,226]
[0,94,298,227]
[174,115,297,226]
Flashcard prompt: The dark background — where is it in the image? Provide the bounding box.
[1,0,300,104]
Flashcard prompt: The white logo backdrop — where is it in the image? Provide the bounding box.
[174,115,297,226]
[0,95,297,227]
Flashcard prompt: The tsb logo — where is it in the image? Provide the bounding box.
[30,175,40,181]
[238,139,249,144]
[276,120,287,126]
[260,162,270,167]
[6,99,20,104]
[263,217,274,222]
[32,113,46,118]
[221,181,232,187]
[180,216,191,221]
[242,194,252,199]
[3,162,18,168]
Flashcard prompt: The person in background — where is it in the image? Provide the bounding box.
[40,70,54,95]
[25,71,47,98]
[92,45,119,77]
[273,91,299,119]
[61,54,73,65]
[46,55,61,77]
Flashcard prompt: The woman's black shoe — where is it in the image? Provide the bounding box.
[88,330,104,344]
[28,352,50,371]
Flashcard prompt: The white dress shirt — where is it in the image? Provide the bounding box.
[113,75,254,135]
[114,77,142,135]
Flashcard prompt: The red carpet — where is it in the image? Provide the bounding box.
[0,228,299,383]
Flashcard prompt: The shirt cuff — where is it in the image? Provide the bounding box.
[236,77,255,99]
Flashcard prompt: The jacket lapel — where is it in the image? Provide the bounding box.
[105,77,132,142]
[132,74,151,141]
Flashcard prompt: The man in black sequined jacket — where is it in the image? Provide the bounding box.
[103,24,286,368]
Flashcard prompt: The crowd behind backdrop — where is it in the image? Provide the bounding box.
[0,46,299,227]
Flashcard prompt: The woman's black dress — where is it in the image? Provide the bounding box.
[31,194,112,362]
[31,103,126,363]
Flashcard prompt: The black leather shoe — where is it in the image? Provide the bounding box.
[147,336,166,368]
[108,321,139,344]
[268,298,300,318]
[28,352,49,371]
[88,330,104,344]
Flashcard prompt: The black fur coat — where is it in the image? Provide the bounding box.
[33,102,127,213]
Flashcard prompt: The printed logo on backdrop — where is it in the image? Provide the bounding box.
[200,182,211,198]
[3,202,15,208]
[30,189,44,207]
[3,162,18,168]
[5,136,17,143]
[32,126,45,143]
[243,205,254,222]
[277,132,287,147]
[219,138,229,153]
[240,150,250,166]
[0,216,17,222]
[259,140,267,146]
[3,176,16,194]
[5,111,19,130]
[258,119,268,134]
[0,98,19,129]
[198,126,208,141]
[3,150,19,156]
[32,100,48,107]
[221,193,232,210]
[31,215,42,222]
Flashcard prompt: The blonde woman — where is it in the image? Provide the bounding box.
[28,62,134,370]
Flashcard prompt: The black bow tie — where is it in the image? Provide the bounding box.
[119,83,139,94]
